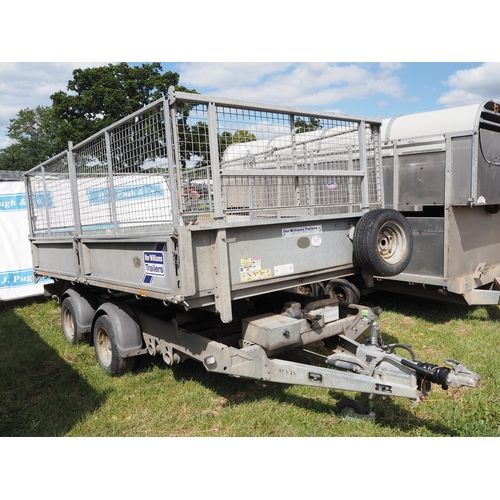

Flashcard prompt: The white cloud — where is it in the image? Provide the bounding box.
[179,62,292,89]
[180,62,406,110]
[438,63,500,107]
[0,62,108,149]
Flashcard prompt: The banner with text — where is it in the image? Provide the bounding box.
[0,181,51,301]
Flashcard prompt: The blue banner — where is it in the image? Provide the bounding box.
[0,193,26,211]
[87,184,164,205]
[0,192,53,211]
[0,269,51,289]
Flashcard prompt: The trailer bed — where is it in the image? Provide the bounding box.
[25,89,383,322]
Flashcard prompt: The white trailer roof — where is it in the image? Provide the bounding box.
[381,100,500,142]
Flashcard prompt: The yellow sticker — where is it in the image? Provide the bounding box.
[240,269,272,282]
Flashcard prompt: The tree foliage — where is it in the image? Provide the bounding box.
[51,62,195,146]
[294,117,322,134]
[0,63,197,171]
[232,129,257,143]
[0,106,61,171]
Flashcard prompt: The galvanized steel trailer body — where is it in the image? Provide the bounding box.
[365,100,500,305]
[23,89,480,417]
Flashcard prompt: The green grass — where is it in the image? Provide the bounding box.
[1,291,499,437]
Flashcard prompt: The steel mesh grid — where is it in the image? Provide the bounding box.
[28,95,382,237]
[26,154,74,237]
[175,103,210,169]
[72,103,172,235]
[214,107,370,218]
[364,124,382,209]
[175,104,214,222]
[173,101,380,221]
[180,165,213,220]
[73,134,112,232]
[219,109,360,172]
[222,175,363,217]
[108,104,168,174]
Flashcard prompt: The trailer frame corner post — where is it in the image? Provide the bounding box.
[68,142,84,280]
[207,100,233,322]
[164,92,196,300]
[392,141,399,210]
[67,142,82,238]
[470,129,479,205]
[443,135,452,280]
[163,95,180,228]
[358,120,370,212]
[23,168,40,273]
[23,173,34,241]
[373,123,384,209]
[104,131,119,235]
[207,101,224,221]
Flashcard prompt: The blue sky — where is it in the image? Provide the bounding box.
[1,61,498,152]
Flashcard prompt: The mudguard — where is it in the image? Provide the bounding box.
[91,301,144,356]
[62,287,99,335]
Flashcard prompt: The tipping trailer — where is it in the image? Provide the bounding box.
[351,100,500,305]
[23,88,479,417]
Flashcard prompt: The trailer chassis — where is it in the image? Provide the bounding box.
[55,284,480,418]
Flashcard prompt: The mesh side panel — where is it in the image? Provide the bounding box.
[25,154,74,237]
[72,103,173,235]
[176,104,214,223]
[209,108,372,219]
[27,95,382,237]
[222,175,363,219]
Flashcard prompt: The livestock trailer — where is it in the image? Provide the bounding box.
[23,88,479,417]
[358,100,500,305]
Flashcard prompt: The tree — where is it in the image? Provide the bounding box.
[0,63,197,171]
[51,62,197,145]
[218,131,233,154]
[232,130,256,143]
[294,117,322,134]
[0,106,62,171]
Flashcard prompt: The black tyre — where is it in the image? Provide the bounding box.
[93,314,135,376]
[336,398,366,417]
[325,279,361,304]
[353,209,413,277]
[61,296,82,345]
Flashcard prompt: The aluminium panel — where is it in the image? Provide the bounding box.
[81,241,175,295]
[34,243,77,278]
[450,135,473,205]
[477,129,500,205]
[395,152,446,208]
[225,217,358,288]
[447,205,500,285]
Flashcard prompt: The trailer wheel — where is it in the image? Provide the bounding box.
[93,314,134,376]
[61,296,82,345]
[336,398,366,418]
[325,279,361,304]
[353,209,413,277]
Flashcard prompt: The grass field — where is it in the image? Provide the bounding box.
[0,291,498,438]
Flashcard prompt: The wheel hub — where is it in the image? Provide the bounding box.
[96,327,112,367]
[377,221,407,264]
